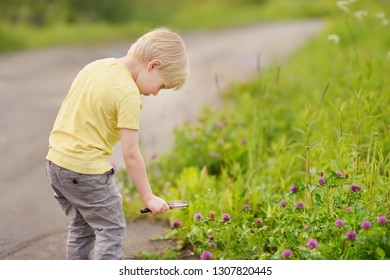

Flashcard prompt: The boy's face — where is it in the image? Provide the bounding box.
[136,59,169,96]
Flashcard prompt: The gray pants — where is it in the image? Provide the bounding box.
[46,161,126,260]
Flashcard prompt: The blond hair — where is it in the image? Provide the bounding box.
[128,27,189,90]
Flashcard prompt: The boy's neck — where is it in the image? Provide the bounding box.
[117,55,140,81]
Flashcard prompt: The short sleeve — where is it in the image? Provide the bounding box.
[116,92,142,130]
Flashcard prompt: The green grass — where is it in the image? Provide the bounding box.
[118,0,390,259]
[0,21,153,52]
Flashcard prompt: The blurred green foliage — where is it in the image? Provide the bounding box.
[0,0,335,53]
[1,0,263,25]
[1,0,132,25]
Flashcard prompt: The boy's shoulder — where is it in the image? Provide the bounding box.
[84,58,118,71]
[83,58,134,85]
[80,58,139,99]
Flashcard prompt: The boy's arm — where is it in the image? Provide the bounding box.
[120,128,169,214]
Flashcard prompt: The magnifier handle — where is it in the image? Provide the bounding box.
[140,208,151,213]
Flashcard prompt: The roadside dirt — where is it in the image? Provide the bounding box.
[0,20,324,259]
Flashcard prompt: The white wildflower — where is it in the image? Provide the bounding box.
[348,0,358,3]
[375,12,386,19]
[337,1,350,12]
[387,51,390,60]
[354,10,368,20]
[382,19,390,26]
[327,34,340,45]
[309,167,317,178]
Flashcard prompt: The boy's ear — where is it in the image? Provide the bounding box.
[147,59,163,71]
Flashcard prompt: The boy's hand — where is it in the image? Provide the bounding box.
[145,195,169,214]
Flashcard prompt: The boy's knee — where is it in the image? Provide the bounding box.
[96,223,126,240]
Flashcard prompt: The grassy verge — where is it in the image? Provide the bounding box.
[119,0,390,259]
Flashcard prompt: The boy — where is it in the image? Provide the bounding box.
[46,27,189,260]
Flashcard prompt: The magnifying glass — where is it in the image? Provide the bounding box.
[140,200,189,214]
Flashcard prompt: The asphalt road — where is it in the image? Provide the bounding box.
[0,20,323,259]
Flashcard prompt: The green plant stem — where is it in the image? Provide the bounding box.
[341,239,346,255]
[339,182,344,210]
[236,233,251,259]
[343,244,350,260]
[354,93,361,177]
[369,134,378,214]
[305,145,311,211]
[355,126,360,177]
[366,129,373,164]
[325,185,330,214]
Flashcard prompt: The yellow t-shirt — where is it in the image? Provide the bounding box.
[46,58,142,174]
